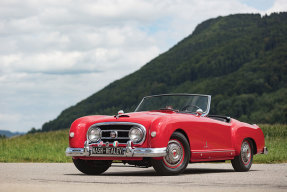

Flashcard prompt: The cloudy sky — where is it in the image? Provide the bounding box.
[0,0,286,132]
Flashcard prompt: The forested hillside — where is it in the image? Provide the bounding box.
[42,12,287,132]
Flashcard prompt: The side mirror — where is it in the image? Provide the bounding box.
[196,109,203,116]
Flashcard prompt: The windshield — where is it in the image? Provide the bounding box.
[135,94,211,116]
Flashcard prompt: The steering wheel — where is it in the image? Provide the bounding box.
[180,104,200,112]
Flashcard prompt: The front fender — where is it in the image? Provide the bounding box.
[148,117,175,148]
[69,115,107,148]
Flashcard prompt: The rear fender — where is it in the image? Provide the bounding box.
[231,121,265,155]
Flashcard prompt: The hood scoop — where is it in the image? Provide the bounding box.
[114,110,130,119]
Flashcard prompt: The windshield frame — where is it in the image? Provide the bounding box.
[135,93,211,116]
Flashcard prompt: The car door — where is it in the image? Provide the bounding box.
[187,116,234,161]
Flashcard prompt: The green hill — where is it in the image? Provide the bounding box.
[42,12,287,132]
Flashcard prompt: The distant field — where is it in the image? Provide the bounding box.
[0,129,71,162]
[253,124,287,163]
[0,124,286,163]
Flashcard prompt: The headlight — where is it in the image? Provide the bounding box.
[129,126,144,143]
[87,127,101,142]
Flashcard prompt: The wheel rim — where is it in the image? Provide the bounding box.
[163,139,185,168]
[241,141,251,165]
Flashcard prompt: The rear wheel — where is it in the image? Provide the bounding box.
[73,159,112,175]
[231,139,253,172]
[151,132,190,175]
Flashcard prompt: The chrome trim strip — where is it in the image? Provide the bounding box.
[101,137,130,139]
[101,130,130,132]
[95,140,129,145]
[205,95,211,116]
[192,150,236,154]
[65,147,166,157]
[89,122,145,127]
[143,93,211,98]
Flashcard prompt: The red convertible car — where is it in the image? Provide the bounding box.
[66,94,268,175]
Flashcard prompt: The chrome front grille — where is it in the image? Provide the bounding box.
[87,122,146,144]
[100,129,130,143]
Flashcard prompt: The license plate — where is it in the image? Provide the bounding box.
[92,147,124,155]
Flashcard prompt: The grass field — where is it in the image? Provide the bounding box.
[0,124,286,163]
[0,129,71,162]
[253,124,287,163]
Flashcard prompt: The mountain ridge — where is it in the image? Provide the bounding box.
[0,130,25,138]
[41,12,287,132]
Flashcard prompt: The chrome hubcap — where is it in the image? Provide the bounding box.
[164,140,184,167]
[241,141,251,165]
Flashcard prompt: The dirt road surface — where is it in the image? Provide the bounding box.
[0,163,286,192]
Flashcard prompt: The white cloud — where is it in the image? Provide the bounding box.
[267,0,287,13]
[0,0,285,132]
[0,113,20,122]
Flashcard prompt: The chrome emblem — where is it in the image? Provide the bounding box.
[110,131,117,138]
[98,141,103,147]
[113,141,119,147]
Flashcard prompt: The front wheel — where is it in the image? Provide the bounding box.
[73,159,112,175]
[231,139,253,172]
[151,132,190,175]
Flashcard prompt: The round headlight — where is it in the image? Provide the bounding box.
[88,127,101,142]
[129,127,144,143]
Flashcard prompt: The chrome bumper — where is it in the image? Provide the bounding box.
[262,146,268,154]
[66,142,166,158]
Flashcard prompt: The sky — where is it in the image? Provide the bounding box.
[0,0,286,133]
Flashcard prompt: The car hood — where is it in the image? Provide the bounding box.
[86,111,176,129]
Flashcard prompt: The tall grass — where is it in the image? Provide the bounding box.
[260,124,287,137]
[0,129,71,162]
[253,124,287,163]
[0,124,286,163]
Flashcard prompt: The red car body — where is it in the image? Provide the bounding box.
[66,94,267,175]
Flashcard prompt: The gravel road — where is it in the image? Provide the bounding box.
[0,163,286,192]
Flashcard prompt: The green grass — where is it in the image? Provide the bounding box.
[0,124,286,163]
[253,124,287,163]
[0,129,71,162]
